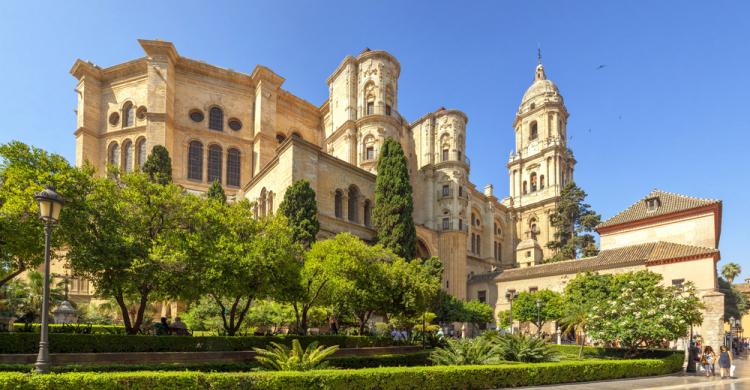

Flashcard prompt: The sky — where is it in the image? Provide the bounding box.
[0,1,748,278]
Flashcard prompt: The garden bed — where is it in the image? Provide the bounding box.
[0,355,684,389]
[0,333,398,354]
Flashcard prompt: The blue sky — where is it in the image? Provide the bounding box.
[1,1,748,278]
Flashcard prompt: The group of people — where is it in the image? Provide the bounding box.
[154,316,190,336]
[390,328,410,342]
[699,345,734,378]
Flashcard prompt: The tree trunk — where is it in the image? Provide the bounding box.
[578,329,585,358]
[299,305,309,335]
[114,293,134,334]
[130,289,150,335]
[0,268,24,289]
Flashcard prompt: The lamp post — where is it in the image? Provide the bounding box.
[505,290,518,334]
[535,299,542,336]
[33,185,65,374]
[729,316,736,353]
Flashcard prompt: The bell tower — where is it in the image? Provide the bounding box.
[507,59,575,265]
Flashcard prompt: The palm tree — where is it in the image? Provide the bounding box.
[561,302,589,358]
[721,262,742,284]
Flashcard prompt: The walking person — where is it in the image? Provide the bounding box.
[718,346,733,379]
[701,346,716,377]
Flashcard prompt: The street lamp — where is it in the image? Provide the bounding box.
[536,299,542,336]
[505,290,518,334]
[33,185,65,374]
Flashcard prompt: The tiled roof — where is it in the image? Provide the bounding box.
[468,270,502,284]
[496,241,718,282]
[598,190,720,229]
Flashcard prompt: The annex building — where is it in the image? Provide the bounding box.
[67,39,724,347]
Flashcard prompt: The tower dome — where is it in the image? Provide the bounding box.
[521,64,561,104]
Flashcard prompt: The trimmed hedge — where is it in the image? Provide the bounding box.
[0,352,433,373]
[11,324,125,335]
[0,356,684,389]
[0,334,396,354]
[550,344,684,360]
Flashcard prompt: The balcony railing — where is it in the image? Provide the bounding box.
[440,221,469,232]
[436,151,470,166]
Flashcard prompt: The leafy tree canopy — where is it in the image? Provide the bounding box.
[142,145,172,184]
[721,262,742,284]
[546,182,601,262]
[206,180,226,203]
[511,289,563,335]
[719,277,748,322]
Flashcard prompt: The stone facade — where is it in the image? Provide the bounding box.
[68,39,725,342]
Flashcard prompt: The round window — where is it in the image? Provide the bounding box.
[228,118,242,131]
[109,112,120,126]
[136,106,147,120]
[189,109,204,122]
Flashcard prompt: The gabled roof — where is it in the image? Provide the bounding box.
[496,241,719,282]
[597,190,720,230]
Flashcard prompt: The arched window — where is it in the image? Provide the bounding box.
[530,173,538,192]
[348,185,359,223]
[259,188,267,217]
[137,138,147,168]
[209,107,223,131]
[364,82,376,115]
[476,235,481,256]
[470,233,476,253]
[540,174,545,189]
[227,148,241,187]
[123,102,134,128]
[267,191,274,215]
[188,141,203,181]
[208,145,223,184]
[123,140,133,172]
[442,148,449,162]
[522,181,528,194]
[334,190,343,218]
[530,121,538,140]
[108,142,120,167]
[363,200,372,227]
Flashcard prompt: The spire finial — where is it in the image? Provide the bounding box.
[537,44,542,65]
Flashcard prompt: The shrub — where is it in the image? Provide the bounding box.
[253,340,339,371]
[491,334,559,363]
[429,338,498,366]
[0,356,685,389]
[11,323,125,335]
[549,344,683,360]
[0,333,395,354]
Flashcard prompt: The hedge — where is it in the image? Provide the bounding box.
[0,334,396,354]
[11,324,125,335]
[550,344,684,360]
[0,352,433,373]
[0,356,684,389]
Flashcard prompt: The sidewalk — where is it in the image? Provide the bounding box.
[518,354,750,390]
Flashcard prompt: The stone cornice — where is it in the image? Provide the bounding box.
[177,57,254,87]
[355,114,401,128]
[356,50,401,77]
[325,120,357,144]
[326,55,357,85]
[138,39,179,63]
[251,65,285,88]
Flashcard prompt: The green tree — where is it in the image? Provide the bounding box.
[546,182,601,262]
[142,145,172,184]
[206,180,226,203]
[373,138,416,259]
[719,277,748,322]
[66,172,191,334]
[562,272,615,357]
[278,180,319,248]
[586,270,704,355]
[0,141,90,288]
[511,290,563,335]
[721,262,742,284]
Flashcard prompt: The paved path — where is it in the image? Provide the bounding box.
[518,355,750,390]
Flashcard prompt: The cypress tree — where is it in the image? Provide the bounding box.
[373,138,416,259]
[142,145,172,185]
[279,179,319,249]
[207,180,226,203]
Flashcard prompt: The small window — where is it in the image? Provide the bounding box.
[442,185,449,197]
[530,121,538,140]
[366,102,374,115]
[108,142,120,167]
[458,219,463,231]
[187,141,203,181]
[228,118,242,131]
[442,149,449,162]
[645,197,661,212]
[385,104,392,116]
[227,148,241,187]
[526,251,531,258]
[540,175,545,189]
[108,112,120,126]
[123,102,135,128]
[530,103,536,110]
[209,107,223,131]
[458,186,463,197]
[672,278,685,287]
[363,200,372,227]
[478,290,487,304]
[442,217,450,230]
[457,151,462,161]
[334,190,343,218]
[208,145,223,184]
[189,109,204,122]
[529,287,538,293]
[137,138,147,168]
[123,140,133,173]
[366,146,374,160]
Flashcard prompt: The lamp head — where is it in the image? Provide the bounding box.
[35,185,65,224]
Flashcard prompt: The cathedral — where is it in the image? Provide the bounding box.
[69,39,724,347]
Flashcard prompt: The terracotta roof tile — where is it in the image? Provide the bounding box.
[496,241,718,282]
[598,190,720,229]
